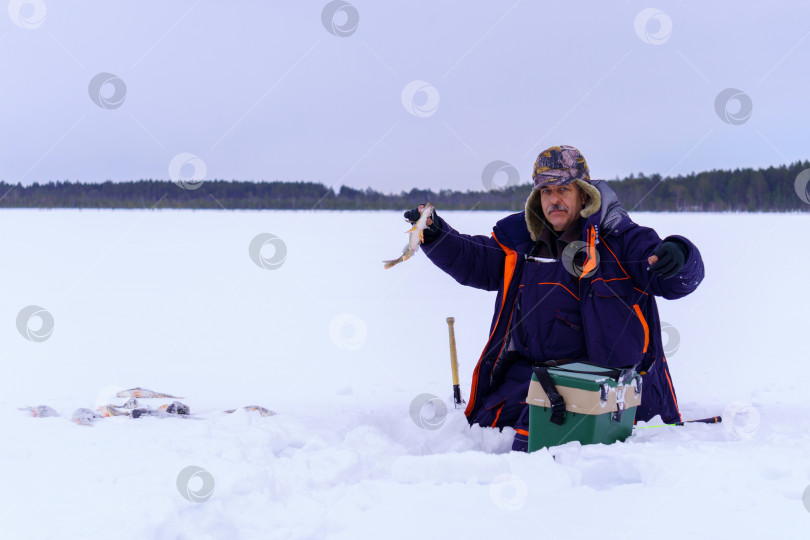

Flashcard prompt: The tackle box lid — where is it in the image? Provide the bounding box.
[527,362,641,415]
[539,362,625,389]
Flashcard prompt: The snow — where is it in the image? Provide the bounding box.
[2,209,809,539]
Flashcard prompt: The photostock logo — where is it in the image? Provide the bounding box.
[88,72,127,110]
[328,313,367,351]
[16,305,54,342]
[409,393,447,430]
[661,322,680,356]
[634,8,672,46]
[169,153,207,190]
[481,161,520,191]
[401,80,440,118]
[321,1,359,37]
[176,466,215,503]
[94,385,125,411]
[248,233,287,270]
[714,88,753,125]
[8,0,46,30]
[489,473,528,511]
[561,240,600,278]
[794,168,810,205]
[722,401,760,439]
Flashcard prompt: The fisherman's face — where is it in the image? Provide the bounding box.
[540,183,587,232]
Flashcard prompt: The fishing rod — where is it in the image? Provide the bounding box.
[634,416,722,429]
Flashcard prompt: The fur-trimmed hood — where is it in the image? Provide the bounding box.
[524,179,629,242]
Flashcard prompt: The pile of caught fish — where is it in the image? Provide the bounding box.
[18,387,276,426]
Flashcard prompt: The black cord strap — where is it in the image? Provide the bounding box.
[531,364,567,425]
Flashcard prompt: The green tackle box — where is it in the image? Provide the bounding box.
[526,363,641,452]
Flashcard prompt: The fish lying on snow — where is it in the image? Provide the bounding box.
[383,203,434,269]
[225,405,276,417]
[18,405,58,417]
[72,408,103,426]
[19,394,276,423]
[116,387,183,399]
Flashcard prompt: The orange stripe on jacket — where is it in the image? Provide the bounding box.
[580,226,598,277]
[663,356,682,420]
[536,282,580,301]
[497,235,518,317]
[515,428,529,436]
[601,237,629,278]
[632,304,650,354]
[464,233,517,418]
[491,403,504,427]
[600,238,649,296]
[591,277,629,284]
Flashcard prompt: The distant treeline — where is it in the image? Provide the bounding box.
[1,160,808,211]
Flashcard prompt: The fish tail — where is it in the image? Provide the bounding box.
[382,259,399,269]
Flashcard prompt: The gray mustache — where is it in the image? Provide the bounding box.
[546,204,568,213]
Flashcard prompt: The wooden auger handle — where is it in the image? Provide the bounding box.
[446,317,465,407]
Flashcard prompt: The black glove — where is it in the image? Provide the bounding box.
[650,241,688,279]
[403,205,442,244]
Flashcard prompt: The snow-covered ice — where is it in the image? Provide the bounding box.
[2,209,809,539]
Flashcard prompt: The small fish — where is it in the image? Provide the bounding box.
[131,406,198,419]
[96,404,129,417]
[130,408,166,419]
[72,408,103,426]
[121,397,139,409]
[383,203,435,269]
[159,401,190,415]
[19,405,59,418]
[116,387,183,399]
[225,405,276,417]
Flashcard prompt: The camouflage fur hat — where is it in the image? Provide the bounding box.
[532,145,590,186]
[525,145,601,241]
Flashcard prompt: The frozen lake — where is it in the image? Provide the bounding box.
[2,209,809,539]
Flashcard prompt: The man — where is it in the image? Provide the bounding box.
[407,145,704,451]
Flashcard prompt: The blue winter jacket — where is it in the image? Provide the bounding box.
[421,181,704,432]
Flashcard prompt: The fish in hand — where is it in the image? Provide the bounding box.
[383,203,435,269]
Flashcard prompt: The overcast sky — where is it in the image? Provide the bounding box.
[1,1,808,193]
